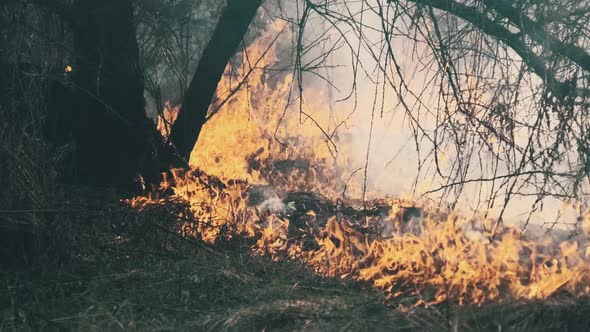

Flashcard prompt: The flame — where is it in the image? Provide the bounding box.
[129,22,590,306]
[157,101,180,139]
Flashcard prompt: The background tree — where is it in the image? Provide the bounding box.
[67,0,150,187]
[2,0,265,188]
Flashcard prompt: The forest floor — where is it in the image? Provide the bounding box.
[2,187,590,331]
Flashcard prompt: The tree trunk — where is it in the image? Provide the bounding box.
[67,0,149,187]
[169,0,263,160]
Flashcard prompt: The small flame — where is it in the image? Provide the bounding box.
[157,101,180,138]
[65,65,72,73]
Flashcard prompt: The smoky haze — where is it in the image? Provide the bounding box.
[280,1,578,231]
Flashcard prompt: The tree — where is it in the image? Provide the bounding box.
[68,0,150,187]
[25,0,152,187]
[169,0,264,160]
[21,0,264,188]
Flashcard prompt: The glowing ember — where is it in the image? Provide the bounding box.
[129,22,590,307]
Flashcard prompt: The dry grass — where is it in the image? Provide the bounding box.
[0,193,402,331]
[0,62,62,269]
[2,192,590,331]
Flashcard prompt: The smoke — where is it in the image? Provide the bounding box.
[289,3,435,197]
[285,1,578,229]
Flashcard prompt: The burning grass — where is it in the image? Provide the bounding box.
[129,21,590,310]
[129,168,590,308]
[4,187,590,331]
[0,188,413,331]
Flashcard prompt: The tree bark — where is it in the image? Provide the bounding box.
[169,0,263,161]
[67,0,150,187]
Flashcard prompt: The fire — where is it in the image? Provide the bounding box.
[157,101,180,139]
[130,22,590,307]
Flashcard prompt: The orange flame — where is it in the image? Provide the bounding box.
[129,21,590,306]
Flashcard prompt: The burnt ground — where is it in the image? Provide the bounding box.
[1,187,590,331]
